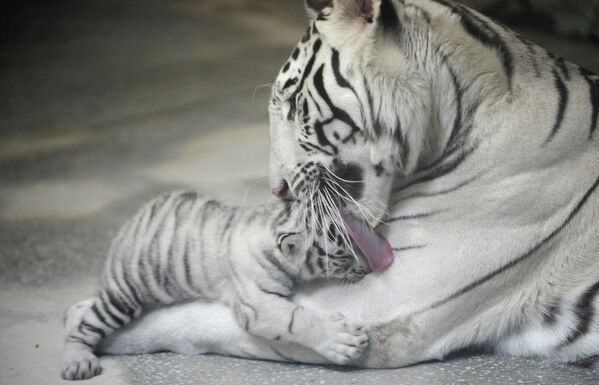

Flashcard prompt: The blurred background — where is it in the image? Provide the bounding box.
[465,0,599,40]
[0,1,598,385]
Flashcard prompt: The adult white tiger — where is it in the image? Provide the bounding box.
[94,0,599,368]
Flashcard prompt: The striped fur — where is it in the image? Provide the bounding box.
[61,191,369,380]
[75,0,599,371]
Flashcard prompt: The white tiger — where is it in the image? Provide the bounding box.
[61,191,370,380]
[71,0,599,370]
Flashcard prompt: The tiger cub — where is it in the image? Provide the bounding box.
[62,191,370,380]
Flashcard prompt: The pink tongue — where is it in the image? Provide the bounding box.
[340,207,394,272]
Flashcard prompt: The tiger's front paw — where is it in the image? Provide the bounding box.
[316,313,369,365]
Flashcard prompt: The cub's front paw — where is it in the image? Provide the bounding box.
[61,345,102,380]
[316,313,369,365]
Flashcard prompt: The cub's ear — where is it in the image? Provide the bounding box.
[305,0,375,23]
[277,232,302,256]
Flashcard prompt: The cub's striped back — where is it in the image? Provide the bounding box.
[62,190,369,380]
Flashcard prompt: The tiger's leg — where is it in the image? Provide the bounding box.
[100,300,356,365]
[62,290,142,380]
[232,294,369,365]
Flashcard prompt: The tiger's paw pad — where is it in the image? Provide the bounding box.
[61,350,102,380]
[318,314,369,365]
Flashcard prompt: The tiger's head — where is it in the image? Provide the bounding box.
[268,0,431,271]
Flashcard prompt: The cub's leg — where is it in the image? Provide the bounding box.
[233,293,369,365]
[62,290,142,380]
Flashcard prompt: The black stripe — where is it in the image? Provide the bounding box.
[548,52,570,81]
[307,89,323,115]
[398,173,481,201]
[313,64,361,142]
[580,67,599,139]
[149,226,163,292]
[331,49,356,94]
[273,202,294,229]
[69,336,95,350]
[544,69,569,144]
[254,251,295,292]
[288,306,300,334]
[138,246,157,303]
[543,301,560,325]
[363,75,378,137]
[432,0,514,89]
[164,200,192,299]
[312,71,341,152]
[304,250,316,275]
[394,122,411,168]
[298,139,335,156]
[264,251,297,284]
[444,59,463,152]
[110,255,140,310]
[223,208,238,233]
[316,255,325,271]
[316,12,328,21]
[394,144,478,192]
[183,238,195,294]
[132,206,153,301]
[90,303,108,328]
[197,200,219,292]
[80,321,106,339]
[106,289,134,319]
[561,281,599,346]
[237,297,258,321]
[123,268,144,306]
[236,305,250,331]
[258,285,290,298]
[301,26,311,43]
[392,245,427,252]
[286,39,322,121]
[414,173,599,315]
[282,77,299,90]
[99,293,125,327]
[387,211,439,223]
[270,346,294,361]
[515,34,540,78]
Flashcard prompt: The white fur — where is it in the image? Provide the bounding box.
[92,0,599,369]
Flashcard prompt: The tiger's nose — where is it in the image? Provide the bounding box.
[272,181,294,201]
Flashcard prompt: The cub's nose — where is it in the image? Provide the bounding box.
[272,180,294,201]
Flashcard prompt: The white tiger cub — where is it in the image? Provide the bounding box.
[61,191,370,380]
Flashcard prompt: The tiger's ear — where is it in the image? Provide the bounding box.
[338,0,376,23]
[305,0,375,23]
[305,0,332,18]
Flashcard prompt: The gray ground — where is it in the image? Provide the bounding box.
[1,1,599,384]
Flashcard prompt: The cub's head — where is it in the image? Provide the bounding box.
[269,0,429,271]
[276,227,370,284]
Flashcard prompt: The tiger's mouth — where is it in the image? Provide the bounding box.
[292,161,394,272]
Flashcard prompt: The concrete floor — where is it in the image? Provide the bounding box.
[1,1,599,384]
